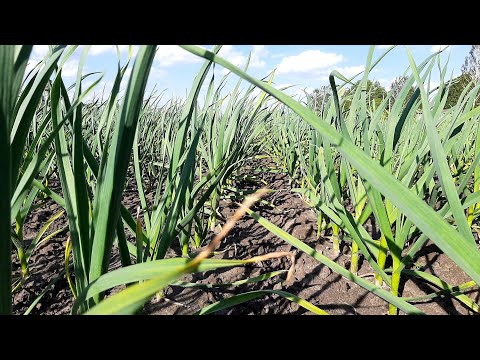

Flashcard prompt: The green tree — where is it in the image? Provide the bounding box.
[388,76,415,110]
[462,45,480,84]
[342,80,387,111]
[444,73,473,109]
[309,85,331,115]
[442,45,480,109]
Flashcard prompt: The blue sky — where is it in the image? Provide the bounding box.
[28,45,471,102]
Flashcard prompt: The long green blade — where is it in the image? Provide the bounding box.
[0,45,15,314]
[89,46,156,289]
[73,258,252,314]
[83,257,270,315]
[196,290,328,315]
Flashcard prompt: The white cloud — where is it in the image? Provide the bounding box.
[430,45,451,53]
[89,45,138,56]
[334,65,365,78]
[377,45,393,49]
[276,50,344,74]
[90,45,116,55]
[174,45,268,76]
[318,65,365,82]
[32,45,49,60]
[250,45,268,68]
[378,77,395,90]
[216,45,252,75]
[155,45,201,67]
[61,59,79,78]
[219,45,247,67]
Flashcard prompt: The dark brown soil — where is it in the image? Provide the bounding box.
[12,160,480,315]
[12,195,72,315]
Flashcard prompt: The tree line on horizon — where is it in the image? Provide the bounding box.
[310,45,480,113]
